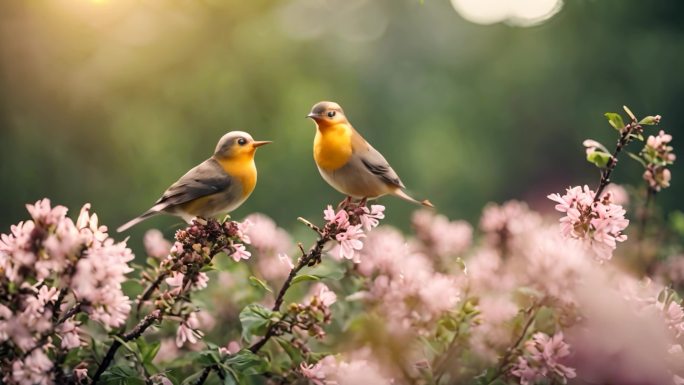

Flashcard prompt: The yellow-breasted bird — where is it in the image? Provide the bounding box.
[306,101,433,207]
[117,131,271,232]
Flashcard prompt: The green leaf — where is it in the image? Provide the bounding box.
[112,336,135,354]
[586,151,612,168]
[604,112,625,130]
[181,371,206,385]
[626,152,647,167]
[223,370,239,385]
[275,337,304,363]
[291,274,321,285]
[239,304,274,340]
[248,276,273,293]
[639,116,659,125]
[225,349,268,375]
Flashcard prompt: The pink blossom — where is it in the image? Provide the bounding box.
[143,229,172,259]
[604,184,629,206]
[220,340,241,356]
[176,312,203,348]
[236,219,253,244]
[76,203,108,244]
[26,198,68,227]
[335,224,365,261]
[479,200,541,250]
[165,271,185,287]
[73,367,88,381]
[324,205,350,229]
[57,320,81,349]
[308,283,337,307]
[9,348,53,385]
[230,243,251,262]
[278,253,295,270]
[242,213,292,255]
[548,185,629,262]
[412,210,472,258]
[510,332,576,385]
[359,205,386,231]
[154,338,180,363]
[71,239,134,328]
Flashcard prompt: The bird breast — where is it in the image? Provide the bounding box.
[216,156,257,196]
[314,124,353,171]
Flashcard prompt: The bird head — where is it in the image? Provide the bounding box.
[214,131,271,160]
[306,101,348,127]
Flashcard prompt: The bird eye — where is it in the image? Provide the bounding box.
[237,138,247,146]
[327,111,336,118]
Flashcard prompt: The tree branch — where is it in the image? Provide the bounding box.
[90,310,163,384]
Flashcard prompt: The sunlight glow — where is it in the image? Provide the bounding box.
[450,0,563,27]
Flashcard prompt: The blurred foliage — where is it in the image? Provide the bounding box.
[1,0,682,252]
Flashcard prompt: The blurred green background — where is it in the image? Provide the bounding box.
[1,0,682,247]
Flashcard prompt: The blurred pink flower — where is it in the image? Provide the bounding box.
[479,200,541,250]
[230,243,251,262]
[9,348,53,385]
[412,210,472,258]
[335,224,365,261]
[548,185,628,262]
[236,219,253,244]
[510,332,576,385]
[220,340,241,356]
[308,283,337,307]
[278,253,294,269]
[243,213,292,255]
[604,184,629,206]
[57,320,81,349]
[143,229,172,259]
[73,367,88,381]
[165,271,184,287]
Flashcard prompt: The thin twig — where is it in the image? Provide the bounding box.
[136,272,169,314]
[593,121,641,201]
[488,303,539,384]
[91,310,163,384]
[249,219,333,353]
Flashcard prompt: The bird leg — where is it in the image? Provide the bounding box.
[338,196,352,210]
[358,197,368,208]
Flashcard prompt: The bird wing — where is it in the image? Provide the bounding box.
[351,128,406,189]
[153,158,233,210]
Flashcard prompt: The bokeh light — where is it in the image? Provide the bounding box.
[450,0,563,26]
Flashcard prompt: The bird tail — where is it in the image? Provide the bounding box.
[117,210,159,233]
[392,189,434,208]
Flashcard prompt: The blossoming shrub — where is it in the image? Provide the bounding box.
[0,106,681,385]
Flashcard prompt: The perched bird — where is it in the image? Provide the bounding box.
[306,101,433,207]
[117,131,271,232]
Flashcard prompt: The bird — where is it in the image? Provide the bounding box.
[306,101,433,208]
[117,131,271,232]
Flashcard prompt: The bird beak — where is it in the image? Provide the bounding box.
[306,113,317,119]
[252,140,272,148]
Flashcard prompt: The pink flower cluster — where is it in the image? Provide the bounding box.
[0,199,135,384]
[479,200,541,252]
[412,210,472,258]
[548,185,629,262]
[510,332,576,385]
[300,350,391,385]
[323,204,385,262]
[242,213,293,280]
[358,228,461,333]
[643,130,676,191]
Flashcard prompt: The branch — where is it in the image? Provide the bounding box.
[136,272,169,314]
[91,310,163,384]
[487,303,540,384]
[248,219,334,353]
[593,121,641,202]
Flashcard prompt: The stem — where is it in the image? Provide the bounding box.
[249,222,333,353]
[593,126,633,202]
[136,272,168,314]
[488,303,539,384]
[91,310,163,384]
